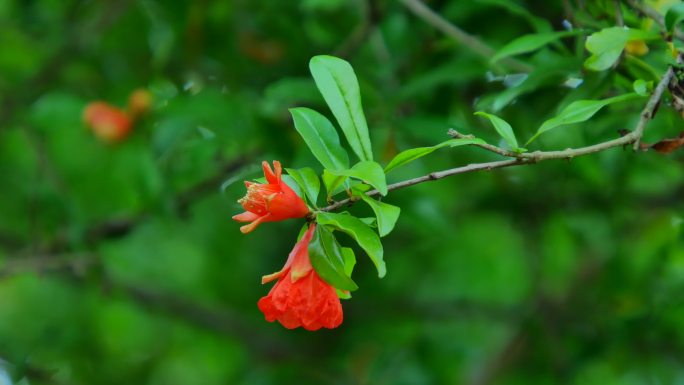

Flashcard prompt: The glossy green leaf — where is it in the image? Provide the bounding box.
[665,3,684,32]
[359,194,401,237]
[326,161,387,196]
[309,55,373,161]
[474,111,519,149]
[384,137,485,174]
[584,27,659,71]
[316,212,385,277]
[336,247,357,299]
[308,225,358,291]
[286,167,320,207]
[492,30,583,63]
[359,217,377,227]
[289,107,349,171]
[322,169,348,198]
[527,93,644,145]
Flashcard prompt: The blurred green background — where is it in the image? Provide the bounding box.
[2,0,684,384]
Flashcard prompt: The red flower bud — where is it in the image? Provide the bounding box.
[233,160,309,233]
[258,224,343,331]
[83,101,132,142]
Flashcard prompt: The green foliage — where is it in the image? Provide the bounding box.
[474,111,521,150]
[584,27,659,71]
[528,93,644,145]
[491,30,584,63]
[316,212,385,278]
[309,55,373,161]
[2,1,684,384]
[665,3,684,33]
[289,107,350,171]
[308,224,358,291]
[358,194,401,237]
[324,160,388,196]
[384,137,486,173]
[285,167,320,207]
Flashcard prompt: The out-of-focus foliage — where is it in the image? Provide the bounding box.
[1,0,684,384]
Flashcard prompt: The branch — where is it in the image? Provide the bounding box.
[321,58,677,212]
[398,0,533,73]
[626,0,684,41]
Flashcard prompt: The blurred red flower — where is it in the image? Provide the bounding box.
[82,101,132,142]
[233,160,309,233]
[258,224,343,331]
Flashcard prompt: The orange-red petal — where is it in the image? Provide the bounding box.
[232,211,260,222]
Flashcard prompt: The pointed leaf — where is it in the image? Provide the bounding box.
[359,194,401,237]
[474,112,519,149]
[527,93,644,145]
[492,30,584,63]
[326,160,387,196]
[309,225,358,291]
[665,3,684,32]
[336,247,357,299]
[286,167,320,207]
[584,27,659,71]
[290,107,349,170]
[310,55,373,161]
[384,137,485,173]
[322,169,348,198]
[316,212,385,278]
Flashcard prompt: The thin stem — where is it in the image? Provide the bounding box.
[626,0,684,41]
[321,59,676,212]
[614,0,625,27]
[399,0,533,73]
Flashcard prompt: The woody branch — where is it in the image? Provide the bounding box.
[321,56,679,213]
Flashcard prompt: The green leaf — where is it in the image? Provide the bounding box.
[326,160,387,196]
[358,194,400,237]
[527,93,644,145]
[286,167,320,207]
[633,79,650,96]
[384,137,485,174]
[474,112,519,149]
[491,30,584,63]
[289,107,349,171]
[584,27,659,71]
[316,212,385,278]
[308,225,358,291]
[309,55,373,161]
[337,247,357,299]
[322,169,348,198]
[665,3,684,32]
[359,217,377,227]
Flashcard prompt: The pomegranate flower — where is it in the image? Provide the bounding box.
[258,224,343,331]
[233,160,309,233]
[83,101,132,142]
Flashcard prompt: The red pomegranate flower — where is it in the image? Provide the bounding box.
[233,160,309,233]
[83,101,132,142]
[258,224,343,331]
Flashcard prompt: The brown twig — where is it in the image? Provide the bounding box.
[321,58,677,212]
[626,0,684,41]
[399,0,533,72]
